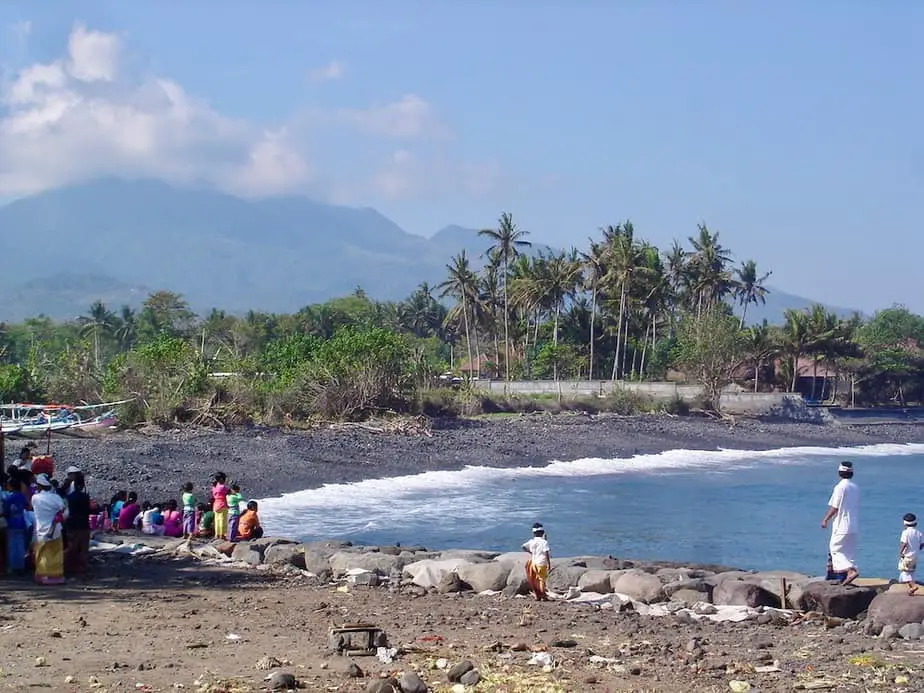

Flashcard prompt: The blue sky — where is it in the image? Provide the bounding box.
[1,2,921,313]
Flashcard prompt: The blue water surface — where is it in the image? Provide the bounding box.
[258,445,924,578]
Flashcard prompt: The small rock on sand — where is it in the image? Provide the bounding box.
[397,670,428,693]
[447,659,475,682]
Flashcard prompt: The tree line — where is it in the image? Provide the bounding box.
[1,215,922,422]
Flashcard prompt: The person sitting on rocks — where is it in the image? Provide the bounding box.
[161,499,183,538]
[237,501,263,541]
[117,492,140,530]
[195,502,214,538]
[899,513,924,595]
[522,522,551,601]
[139,502,165,536]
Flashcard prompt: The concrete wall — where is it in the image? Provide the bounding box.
[472,380,821,420]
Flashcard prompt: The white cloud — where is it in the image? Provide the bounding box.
[0,22,496,202]
[307,60,345,82]
[66,23,119,83]
[338,94,448,139]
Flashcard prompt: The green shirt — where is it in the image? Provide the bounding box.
[227,493,243,517]
[182,492,195,512]
[199,510,214,531]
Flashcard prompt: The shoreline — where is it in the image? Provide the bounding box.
[24,413,924,502]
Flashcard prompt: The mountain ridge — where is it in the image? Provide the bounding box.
[0,179,856,323]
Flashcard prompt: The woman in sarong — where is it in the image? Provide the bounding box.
[522,523,551,601]
[31,474,68,585]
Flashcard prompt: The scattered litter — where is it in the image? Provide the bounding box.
[896,675,910,685]
[376,647,398,664]
[755,664,782,674]
[64,676,75,684]
[436,658,449,670]
[34,657,47,667]
[225,633,242,642]
[527,652,553,667]
[728,681,751,692]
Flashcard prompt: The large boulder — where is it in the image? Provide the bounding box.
[231,542,262,566]
[611,569,665,603]
[547,565,588,593]
[439,549,500,563]
[493,552,529,568]
[866,593,924,634]
[663,578,714,602]
[249,537,297,553]
[329,551,405,577]
[749,571,812,609]
[706,570,756,587]
[302,548,334,578]
[457,562,510,592]
[505,563,531,595]
[712,580,779,608]
[801,581,877,619]
[578,570,619,594]
[561,555,621,570]
[404,558,472,589]
[264,544,306,569]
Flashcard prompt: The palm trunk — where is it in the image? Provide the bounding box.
[789,350,800,393]
[639,317,652,380]
[754,358,760,392]
[612,283,628,380]
[94,330,100,372]
[461,296,474,382]
[739,301,749,329]
[588,284,597,381]
[621,311,631,379]
[810,358,819,401]
[553,303,561,381]
[502,260,510,381]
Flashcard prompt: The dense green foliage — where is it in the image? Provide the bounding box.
[1,217,923,422]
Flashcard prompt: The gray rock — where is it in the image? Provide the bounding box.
[397,670,428,693]
[457,562,510,592]
[880,624,900,640]
[546,565,588,593]
[459,669,481,686]
[867,592,924,633]
[712,580,779,608]
[611,569,665,603]
[365,679,399,693]
[438,571,467,594]
[404,558,474,589]
[263,544,306,569]
[438,549,500,563]
[447,659,475,682]
[663,578,714,601]
[705,570,755,587]
[563,555,621,570]
[577,570,618,594]
[505,564,531,596]
[329,550,404,577]
[670,588,707,605]
[351,571,382,587]
[230,542,262,566]
[269,672,297,690]
[899,623,924,640]
[801,582,877,619]
[302,548,334,578]
[249,537,297,552]
[302,539,353,553]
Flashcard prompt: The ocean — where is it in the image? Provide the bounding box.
[258,443,924,578]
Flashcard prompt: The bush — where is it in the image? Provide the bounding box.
[660,394,691,416]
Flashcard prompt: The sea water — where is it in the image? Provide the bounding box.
[258,443,924,577]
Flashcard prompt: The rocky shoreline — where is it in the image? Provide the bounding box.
[31,413,924,503]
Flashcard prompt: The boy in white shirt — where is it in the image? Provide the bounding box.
[899,513,924,595]
[521,523,551,601]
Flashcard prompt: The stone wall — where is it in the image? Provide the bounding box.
[472,380,824,419]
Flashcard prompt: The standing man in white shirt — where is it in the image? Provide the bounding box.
[821,461,859,585]
[522,522,551,601]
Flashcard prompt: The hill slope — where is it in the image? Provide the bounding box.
[0,179,854,323]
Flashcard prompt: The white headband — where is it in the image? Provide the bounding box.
[906,520,917,527]
[838,463,852,473]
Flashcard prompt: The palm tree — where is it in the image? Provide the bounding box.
[537,250,583,380]
[744,320,778,392]
[581,239,607,380]
[688,223,733,315]
[438,251,478,379]
[77,300,116,370]
[734,260,771,328]
[478,213,531,381]
[806,304,838,401]
[603,222,652,380]
[781,309,810,393]
[114,306,137,352]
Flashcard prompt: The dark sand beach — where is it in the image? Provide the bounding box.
[28,413,924,502]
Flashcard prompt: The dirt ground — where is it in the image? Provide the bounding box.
[0,550,922,693]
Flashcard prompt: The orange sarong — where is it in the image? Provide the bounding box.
[525,560,549,599]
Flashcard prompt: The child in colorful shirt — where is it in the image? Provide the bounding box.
[211,473,229,540]
[181,482,196,538]
[226,484,243,542]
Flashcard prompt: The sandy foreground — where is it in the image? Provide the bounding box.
[0,546,922,693]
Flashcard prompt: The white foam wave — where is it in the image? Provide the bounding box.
[258,442,924,521]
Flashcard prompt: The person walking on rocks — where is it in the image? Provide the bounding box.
[821,461,859,585]
[898,513,923,595]
[522,523,551,601]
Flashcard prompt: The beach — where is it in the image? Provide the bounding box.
[4,415,924,691]
[35,413,924,502]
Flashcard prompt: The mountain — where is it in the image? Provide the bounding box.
[0,179,856,323]
[745,288,860,326]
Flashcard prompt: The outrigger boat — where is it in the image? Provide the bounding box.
[0,399,130,438]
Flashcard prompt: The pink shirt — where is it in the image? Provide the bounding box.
[211,484,229,511]
[162,510,183,537]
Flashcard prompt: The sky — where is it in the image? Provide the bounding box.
[0,2,921,313]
